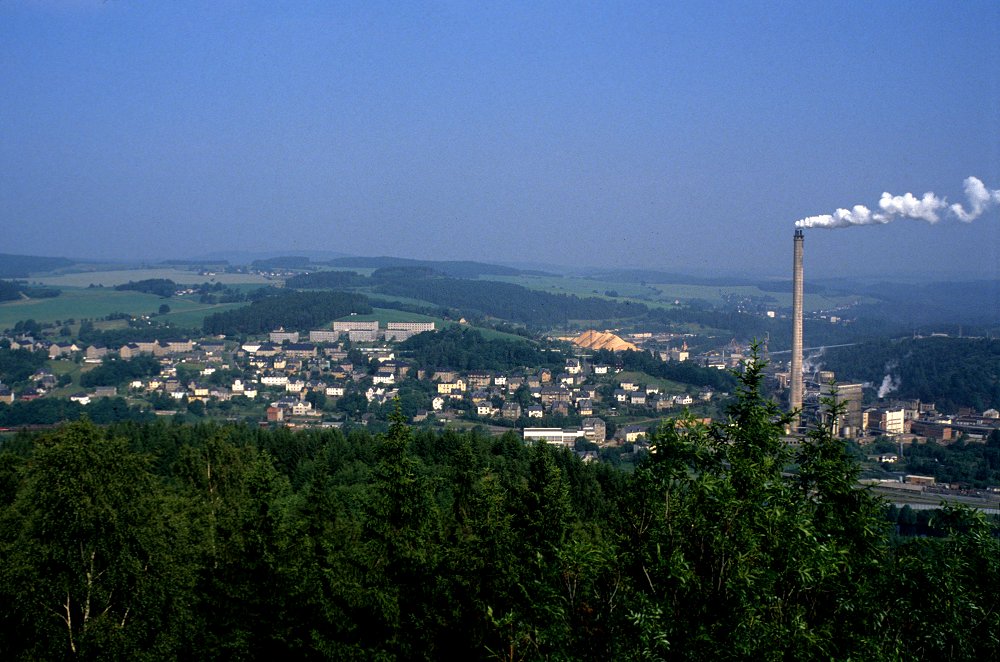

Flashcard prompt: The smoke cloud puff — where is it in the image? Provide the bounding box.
[795,176,1000,229]
[950,176,1000,222]
[877,361,901,398]
[877,373,901,399]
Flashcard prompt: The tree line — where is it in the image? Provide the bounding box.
[591,348,738,391]
[822,337,1000,411]
[1,354,997,660]
[202,291,372,335]
[398,326,565,372]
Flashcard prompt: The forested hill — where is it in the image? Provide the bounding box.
[283,270,368,289]
[375,275,648,327]
[821,336,1000,411]
[202,290,371,335]
[326,256,534,278]
[398,325,565,371]
[854,280,1000,325]
[1,362,997,659]
[0,253,74,278]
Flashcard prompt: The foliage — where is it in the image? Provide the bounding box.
[79,355,161,388]
[0,348,48,385]
[77,325,199,348]
[822,336,1000,411]
[0,253,74,278]
[0,421,194,659]
[897,431,1000,488]
[202,291,372,335]
[376,275,648,328]
[284,270,367,289]
[114,278,178,298]
[327,255,530,278]
[642,304,896,352]
[399,325,564,372]
[0,397,153,427]
[0,280,60,303]
[593,347,738,390]
[0,360,997,659]
[0,281,23,303]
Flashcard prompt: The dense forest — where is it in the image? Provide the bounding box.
[885,432,1000,487]
[0,281,22,303]
[398,326,565,372]
[0,254,74,278]
[202,291,372,335]
[0,280,60,303]
[1,358,997,660]
[0,348,48,385]
[284,270,368,290]
[326,256,531,278]
[79,355,161,388]
[0,397,152,427]
[77,323,200,348]
[852,280,1000,326]
[821,337,1000,411]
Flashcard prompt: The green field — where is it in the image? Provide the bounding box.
[488,275,665,305]
[159,300,248,328]
[32,268,271,288]
[492,274,869,313]
[0,288,250,331]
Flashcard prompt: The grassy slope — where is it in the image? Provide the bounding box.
[490,274,869,312]
[32,268,271,288]
[0,289,247,331]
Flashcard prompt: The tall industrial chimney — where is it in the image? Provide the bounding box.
[790,229,804,427]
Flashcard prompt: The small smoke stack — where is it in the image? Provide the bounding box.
[790,229,804,427]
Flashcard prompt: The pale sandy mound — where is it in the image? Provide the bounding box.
[572,330,638,352]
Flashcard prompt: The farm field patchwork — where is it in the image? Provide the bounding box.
[32,268,272,288]
[0,288,249,331]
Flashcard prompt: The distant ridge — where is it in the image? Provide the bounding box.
[0,253,75,278]
[326,256,552,278]
[571,329,638,352]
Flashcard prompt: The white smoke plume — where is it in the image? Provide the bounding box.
[802,350,824,376]
[877,374,900,398]
[877,369,901,399]
[795,176,1000,229]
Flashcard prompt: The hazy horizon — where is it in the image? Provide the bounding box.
[2,2,998,280]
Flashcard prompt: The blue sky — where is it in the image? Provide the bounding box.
[2,1,998,279]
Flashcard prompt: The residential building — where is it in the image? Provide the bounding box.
[269,329,300,344]
[309,329,341,343]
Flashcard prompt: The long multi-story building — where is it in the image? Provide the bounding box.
[269,329,299,344]
[387,321,435,332]
[309,329,341,343]
[333,320,379,332]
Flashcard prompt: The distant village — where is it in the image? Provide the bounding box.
[4,313,999,468]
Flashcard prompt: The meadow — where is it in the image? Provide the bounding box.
[0,288,247,331]
[492,273,867,312]
[32,268,271,288]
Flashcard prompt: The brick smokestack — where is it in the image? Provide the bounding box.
[790,228,804,426]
